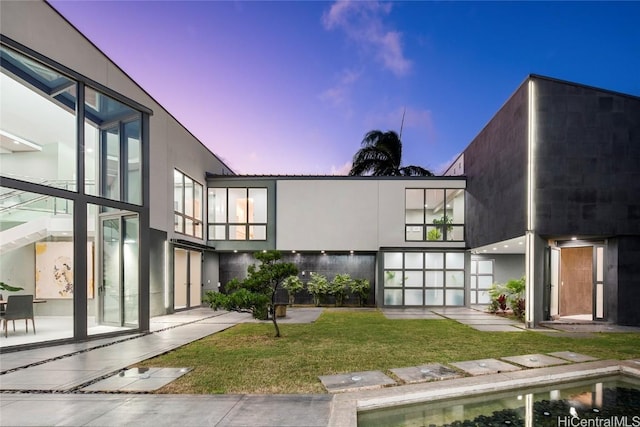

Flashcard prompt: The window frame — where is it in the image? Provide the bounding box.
[207,187,268,241]
[173,169,203,239]
[405,188,465,242]
[470,258,494,304]
[382,251,465,307]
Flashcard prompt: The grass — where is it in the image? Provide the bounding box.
[137,309,640,394]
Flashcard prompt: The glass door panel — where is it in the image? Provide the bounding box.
[101,218,121,325]
[174,248,188,310]
[123,216,139,326]
[189,250,202,307]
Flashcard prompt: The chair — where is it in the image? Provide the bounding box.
[1,295,35,338]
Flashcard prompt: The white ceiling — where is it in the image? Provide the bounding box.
[471,235,526,255]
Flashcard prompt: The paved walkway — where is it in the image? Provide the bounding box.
[1,306,638,426]
[382,306,525,331]
[0,308,331,426]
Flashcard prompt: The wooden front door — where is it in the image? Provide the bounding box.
[560,247,593,316]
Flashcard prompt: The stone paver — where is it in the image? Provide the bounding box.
[450,358,522,376]
[390,363,460,384]
[548,351,599,363]
[468,324,524,332]
[319,370,396,393]
[80,367,192,392]
[382,309,444,320]
[501,353,570,368]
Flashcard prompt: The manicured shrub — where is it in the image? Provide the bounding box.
[282,275,304,304]
[329,274,354,306]
[306,272,329,306]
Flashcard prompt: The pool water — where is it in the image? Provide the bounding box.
[358,375,640,427]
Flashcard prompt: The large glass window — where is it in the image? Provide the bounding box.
[405,188,465,241]
[470,258,494,304]
[383,251,465,306]
[0,187,75,345]
[174,170,203,238]
[0,46,77,190]
[84,87,142,204]
[207,188,267,240]
[1,42,146,347]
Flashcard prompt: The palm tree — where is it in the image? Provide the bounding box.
[348,130,433,176]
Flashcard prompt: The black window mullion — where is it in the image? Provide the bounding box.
[423,189,427,241]
[120,121,126,204]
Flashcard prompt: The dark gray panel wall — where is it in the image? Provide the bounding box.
[149,228,167,317]
[534,78,640,236]
[219,252,377,305]
[203,252,219,293]
[464,83,528,248]
[614,236,640,326]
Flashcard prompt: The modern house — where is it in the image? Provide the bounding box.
[1,0,639,350]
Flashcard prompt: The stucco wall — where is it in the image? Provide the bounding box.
[276,179,379,251]
[275,178,466,251]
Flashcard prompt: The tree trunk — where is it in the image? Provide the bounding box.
[271,287,280,338]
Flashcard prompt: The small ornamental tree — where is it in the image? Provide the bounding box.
[282,275,303,304]
[203,251,297,337]
[306,272,329,306]
[329,274,354,306]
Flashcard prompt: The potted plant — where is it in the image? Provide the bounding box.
[429,216,453,240]
[0,281,24,300]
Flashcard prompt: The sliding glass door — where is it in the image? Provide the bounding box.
[99,214,139,327]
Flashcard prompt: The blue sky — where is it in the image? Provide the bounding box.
[50,1,640,175]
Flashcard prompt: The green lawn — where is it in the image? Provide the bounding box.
[137,309,640,394]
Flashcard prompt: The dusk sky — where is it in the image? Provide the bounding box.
[50,1,640,175]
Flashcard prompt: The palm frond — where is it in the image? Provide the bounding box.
[399,165,434,176]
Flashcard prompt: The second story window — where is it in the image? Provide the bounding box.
[174,170,202,238]
[405,188,465,241]
[208,188,267,240]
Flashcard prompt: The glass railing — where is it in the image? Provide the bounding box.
[0,182,75,232]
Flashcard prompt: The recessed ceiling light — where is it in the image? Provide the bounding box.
[504,245,509,248]
[0,129,43,151]
[493,247,497,250]
[519,241,523,245]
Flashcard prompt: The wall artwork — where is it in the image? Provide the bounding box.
[35,242,94,299]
